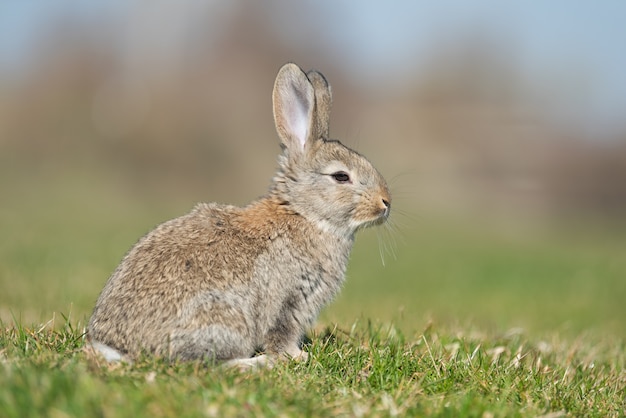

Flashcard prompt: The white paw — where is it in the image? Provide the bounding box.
[87,341,131,363]
[223,354,273,370]
[284,347,308,362]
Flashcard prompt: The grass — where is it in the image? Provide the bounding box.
[1,168,625,416]
[1,317,624,417]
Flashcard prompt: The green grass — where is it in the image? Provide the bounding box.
[1,169,625,416]
[1,317,624,417]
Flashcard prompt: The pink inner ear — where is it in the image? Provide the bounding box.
[284,92,309,149]
[286,95,309,151]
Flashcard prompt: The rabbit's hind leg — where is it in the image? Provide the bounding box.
[86,340,131,363]
[168,324,254,364]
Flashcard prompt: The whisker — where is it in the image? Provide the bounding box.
[387,191,417,199]
[377,229,386,267]
[375,217,401,267]
[385,209,421,232]
[389,173,420,192]
[389,170,420,184]
[384,222,400,258]
[374,169,421,266]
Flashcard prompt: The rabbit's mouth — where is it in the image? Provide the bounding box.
[375,205,391,224]
[358,199,391,229]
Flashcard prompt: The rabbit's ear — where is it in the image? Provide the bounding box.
[307,70,332,139]
[273,63,316,153]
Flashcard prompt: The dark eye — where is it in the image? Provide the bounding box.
[331,171,351,184]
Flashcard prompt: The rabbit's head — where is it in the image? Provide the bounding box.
[270,63,391,237]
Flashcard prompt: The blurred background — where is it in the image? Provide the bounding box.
[1,1,625,338]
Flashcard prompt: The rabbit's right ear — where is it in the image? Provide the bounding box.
[272,63,315,155]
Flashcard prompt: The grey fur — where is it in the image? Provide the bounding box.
[87,63,391,366]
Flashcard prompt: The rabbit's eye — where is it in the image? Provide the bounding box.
[331,171,351,184]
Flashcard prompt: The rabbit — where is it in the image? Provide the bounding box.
[87,63,391,368]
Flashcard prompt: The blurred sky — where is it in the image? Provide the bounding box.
[1,0,625,138]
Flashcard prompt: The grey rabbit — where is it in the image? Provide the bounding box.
[87,63,391,368]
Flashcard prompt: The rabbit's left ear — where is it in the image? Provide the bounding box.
[272,63,315,154]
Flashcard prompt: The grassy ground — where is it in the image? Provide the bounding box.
[1,318,624,417]
[1,169,625,416]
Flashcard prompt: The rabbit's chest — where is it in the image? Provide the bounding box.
[253,237,351,328]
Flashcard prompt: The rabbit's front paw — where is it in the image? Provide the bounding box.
[223,354,274,371]
[284,345,308,362]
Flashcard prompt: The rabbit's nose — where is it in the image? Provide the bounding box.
[381,198,391,217]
